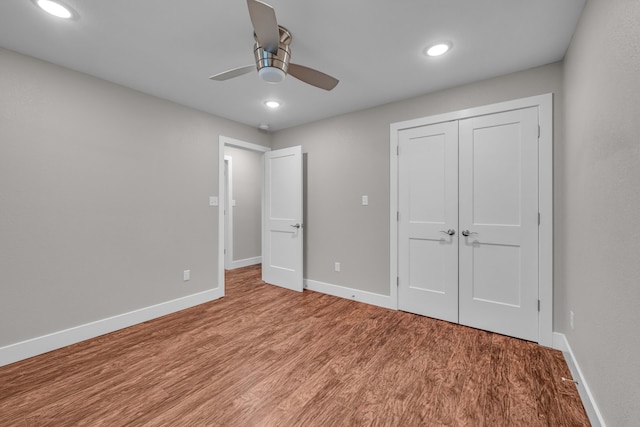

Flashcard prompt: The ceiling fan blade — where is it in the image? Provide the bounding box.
[209,65,255,81]
[247,0,280,54]
[287,63,339,91]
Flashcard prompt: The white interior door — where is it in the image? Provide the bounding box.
[458,107,539,341]
[398,121,459,323]
[262,146,303,292]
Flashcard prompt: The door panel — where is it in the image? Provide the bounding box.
[471,243,521,306]
[398,122,458,323]
[458,107,539,341]
[262,146,303,292]
[409,238,447,293]
[470,124,522,225]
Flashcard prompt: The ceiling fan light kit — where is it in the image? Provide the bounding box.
[209,0,339,91]
[258,67,285,83]
[255,26,291,83]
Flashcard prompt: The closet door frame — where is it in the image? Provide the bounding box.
[389,93,553,347]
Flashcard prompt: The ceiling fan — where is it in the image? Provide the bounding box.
[209,0,339,91]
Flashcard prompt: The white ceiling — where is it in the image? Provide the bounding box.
[0,0,585,131]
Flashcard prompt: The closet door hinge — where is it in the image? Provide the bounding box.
[538,125,541,138]
[397,145,400,156]
[397,211,400,221]
[538,300,541,312]
[397,277,400,286]
[538,212,541,225]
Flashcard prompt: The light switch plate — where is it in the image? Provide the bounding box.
[362,195,369,206]
[209,196,218,206]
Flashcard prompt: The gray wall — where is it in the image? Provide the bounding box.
[272,62,563,298]
[0,48,270,346]
[224,146,262,263]
[562,0,640,425]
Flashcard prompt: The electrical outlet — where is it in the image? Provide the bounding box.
[334,262,341,272]
[362,195,369,206]
[570,310,575,330]
[209,196,218,206]
[183,270,191,281]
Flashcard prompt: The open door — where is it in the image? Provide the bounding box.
[262,146,303,291]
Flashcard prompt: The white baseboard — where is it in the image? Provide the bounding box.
[227,256,261,270]
[304,279,395,310]
[552,331,569,351]
[553,332,606,427]
[0,288,223,367]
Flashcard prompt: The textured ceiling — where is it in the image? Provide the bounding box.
[0,0,585,131]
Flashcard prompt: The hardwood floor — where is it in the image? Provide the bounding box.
[0,265,589,426]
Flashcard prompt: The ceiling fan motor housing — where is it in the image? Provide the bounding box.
[254,26,291,82]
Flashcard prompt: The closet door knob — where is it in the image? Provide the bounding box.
[461,230,477,236]
[440,229,455,236]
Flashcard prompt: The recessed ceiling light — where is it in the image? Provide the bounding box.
[258,123,270,130]
[425,42,452,57]
[264,100,280,109]
[34,0,76,19]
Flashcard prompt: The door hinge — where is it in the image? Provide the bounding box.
[397,145,400,156]
[538,125,541,138]
[397,277,399,286]
[397,211,400,221]
[538,212,541,225]
[538,299,541,312]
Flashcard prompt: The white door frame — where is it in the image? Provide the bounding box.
[218,136,271,295]
[223,155,233,269]
[390,93,554,347]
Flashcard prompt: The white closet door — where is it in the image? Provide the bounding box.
[458,107,539,341]
[398,121,459,323]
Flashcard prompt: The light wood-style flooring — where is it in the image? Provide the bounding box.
[0,264,589,426]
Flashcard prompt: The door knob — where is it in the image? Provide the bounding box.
[290,223,301,229]
[461,230,477,236]
[440,229,455,236]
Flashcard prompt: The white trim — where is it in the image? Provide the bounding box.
[227,256,262,270]
[389,93,554,346]
[304,279,395,310]
[220,136,271,153]
[224,155,233,268]
[218,136,270,297]
[0,289,222,367]
[552,332,569,352]
[218,139,226,296]
[553,333,606,427]
[389,125,399,308]
[390,94,552,132]
[537,95,554,347]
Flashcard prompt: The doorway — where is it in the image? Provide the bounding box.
[217,137,304,295]
[218,136,270,294]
